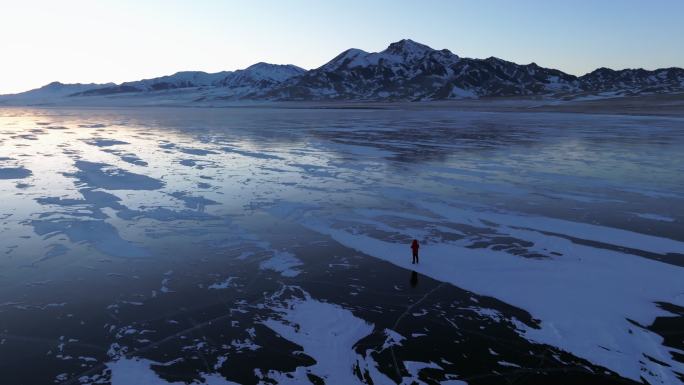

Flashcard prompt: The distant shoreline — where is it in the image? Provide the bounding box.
[2,93,684,118]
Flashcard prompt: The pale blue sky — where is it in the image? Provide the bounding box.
[1,0,683,94]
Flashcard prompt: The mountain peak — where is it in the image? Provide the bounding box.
[319,48,369,70]
[247,61,271,68]
[245,62,304,73]
[45,81,65,88]
[384,39,434,56]
[213,62,305,90]
[246,62,282,70]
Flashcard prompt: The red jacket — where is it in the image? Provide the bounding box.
[411,240,419,250]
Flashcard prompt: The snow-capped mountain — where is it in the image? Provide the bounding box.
[270,39,474,100]
[2,39,682,105]
[266,39,649,100]
[211,63,306,100]
[217,63,305,88]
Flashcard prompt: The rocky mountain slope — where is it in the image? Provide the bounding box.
[267,40,579,100]
[267,39,683,100]
[579,67,684,94]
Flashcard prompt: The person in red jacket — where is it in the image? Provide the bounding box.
[411,239,420,264]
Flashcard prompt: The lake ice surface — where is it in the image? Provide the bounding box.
[0,106,683,385]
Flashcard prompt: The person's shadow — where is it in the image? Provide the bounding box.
[410,271,419,288]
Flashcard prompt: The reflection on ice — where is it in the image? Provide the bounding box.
[69,160,164,190]
[31,218,148,258]
[0,166,32,179]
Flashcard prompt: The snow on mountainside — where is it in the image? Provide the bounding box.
[268,39,590,101]
[1,39,683,105]
[219,63,305,86]
[213,63,305,99]
[74,63,304,97]
[268,39,684,101]
[320,40,446,72]
[0,81,114,103]
[272,39,469,100]
[75,71,232,95]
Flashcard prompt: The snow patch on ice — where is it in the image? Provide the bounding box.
[107,357,241,385]
[259,251,303,277]
[261,288,389,385]
[208,277,236,290]
[382,328,406,350]
[402,361,443,384]
[108,357,184,385]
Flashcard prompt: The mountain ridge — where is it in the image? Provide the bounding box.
[2,39,682,104]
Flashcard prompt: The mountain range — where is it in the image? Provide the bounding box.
[2,39,683,105]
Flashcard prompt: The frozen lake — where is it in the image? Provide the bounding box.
[0,106,683,385]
